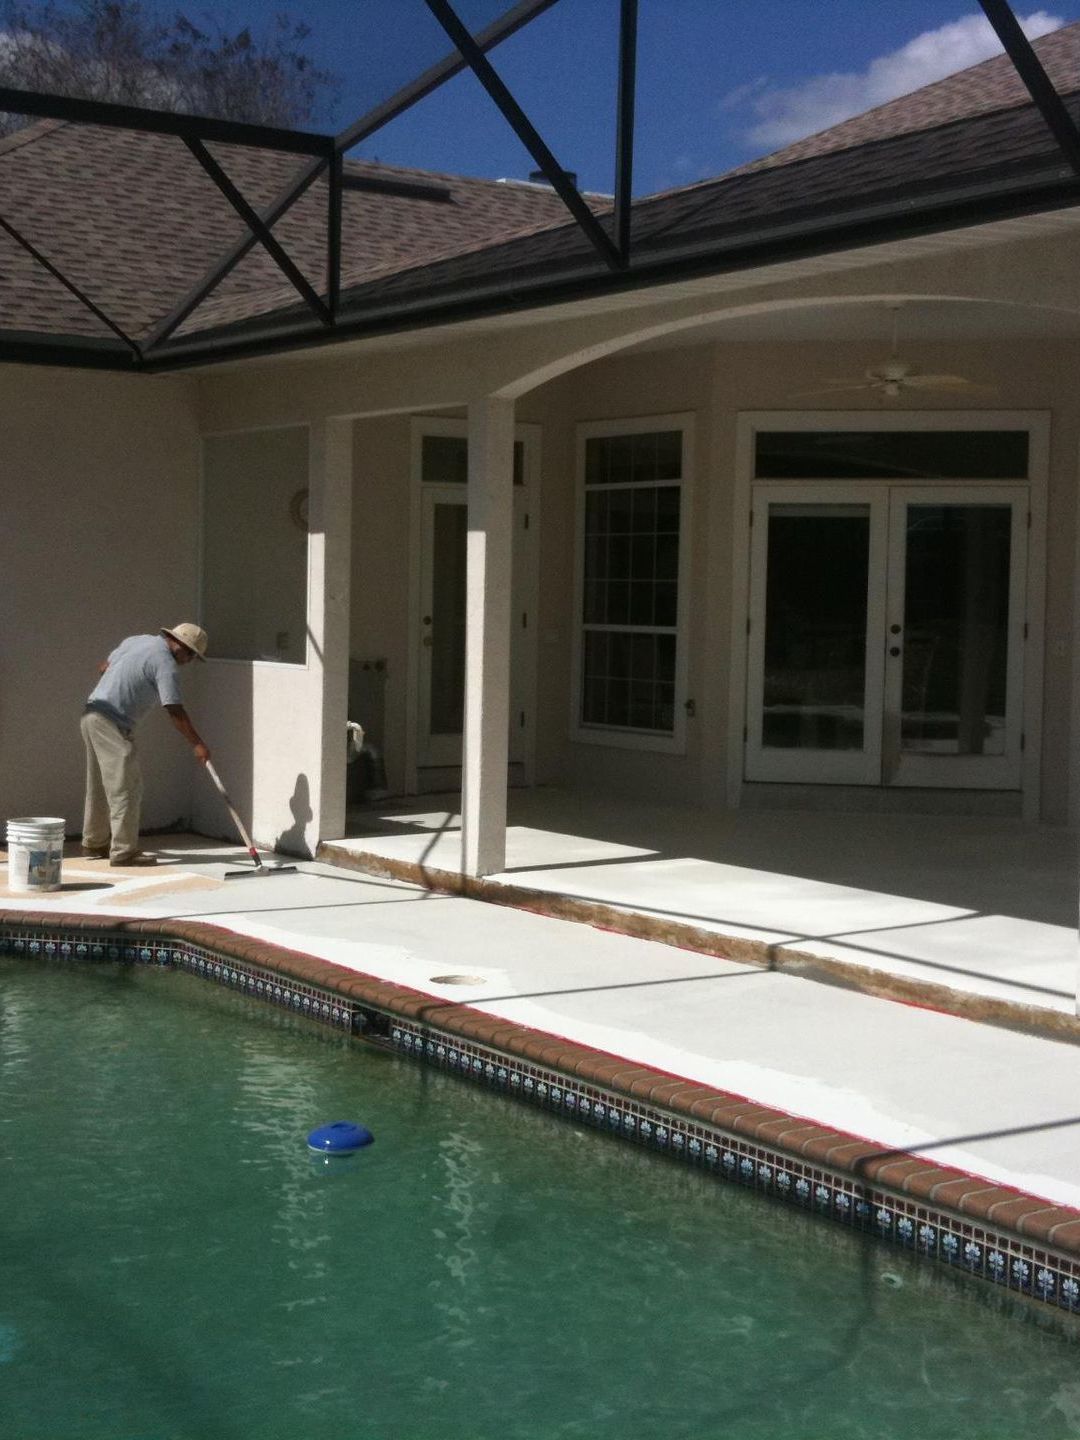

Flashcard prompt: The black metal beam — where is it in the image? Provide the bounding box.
[423,0,624,271]
[143,156,330,351]
[612,0,638,264]
[0,85,333,156]
[333,0,562,155]
[134,161,1080,373]
[327,152,343,320]
[183,139,331,325]
[978,0,1080,174]
[0,213,141,357]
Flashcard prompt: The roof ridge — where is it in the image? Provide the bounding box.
[0,117,69,158]
[685,17,1080,194]
[769,17,1080,146]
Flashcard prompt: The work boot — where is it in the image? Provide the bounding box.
[110,852,158,867]
[81,845,109,859]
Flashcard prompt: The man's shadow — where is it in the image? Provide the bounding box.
[275,774,313,857]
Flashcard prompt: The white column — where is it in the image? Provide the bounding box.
[462,395,515,876]
[308,417,353,851]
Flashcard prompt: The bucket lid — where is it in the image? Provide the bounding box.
[7,817,65,828]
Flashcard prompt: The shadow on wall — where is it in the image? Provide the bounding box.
[275,774,313,858]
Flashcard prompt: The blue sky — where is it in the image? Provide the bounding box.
[213,2,1080,194]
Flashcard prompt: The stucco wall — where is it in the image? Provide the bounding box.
[187,418,351,856]
[202,426,309,664]
[1,365,200,835]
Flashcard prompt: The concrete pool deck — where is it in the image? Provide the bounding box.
[328,791,1080,1035]
[2,811,1080,1239]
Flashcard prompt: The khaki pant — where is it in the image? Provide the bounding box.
[81,710,143,862]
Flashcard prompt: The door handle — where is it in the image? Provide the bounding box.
[889,646,901,657]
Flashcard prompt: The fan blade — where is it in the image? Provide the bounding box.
[902,374,996,393]
[787,382,875,398]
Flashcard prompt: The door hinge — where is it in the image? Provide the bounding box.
[746,616,751,635]
[522,610,528,629]
[1023,621,1028,639]
[520,710,526,728]
[1020,732,1026,752]
[743,724,748,742]
[1027,510,1032,530]
[748,509,753,528]
[524,512,530,530]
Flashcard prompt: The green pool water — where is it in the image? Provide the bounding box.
[2,956,1080,1440]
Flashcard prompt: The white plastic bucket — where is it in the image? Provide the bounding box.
[5,817,65,893]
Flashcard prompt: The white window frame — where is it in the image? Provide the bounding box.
[571,412,694,754]
[729,410,1048,818]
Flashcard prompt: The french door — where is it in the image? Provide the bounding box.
[745,483,1028,788]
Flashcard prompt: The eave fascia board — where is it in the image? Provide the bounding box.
[0,330,137,369]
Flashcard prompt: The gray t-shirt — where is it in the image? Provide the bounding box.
[86,634,182,732]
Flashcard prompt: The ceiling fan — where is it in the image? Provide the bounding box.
[791,304,995,400]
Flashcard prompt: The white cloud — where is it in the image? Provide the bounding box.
[729,9,1065,151]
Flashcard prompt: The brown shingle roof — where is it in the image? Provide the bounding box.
[0,118,606,342]
[717,18,1080,182]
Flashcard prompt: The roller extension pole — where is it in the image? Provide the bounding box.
[203,761,298,878]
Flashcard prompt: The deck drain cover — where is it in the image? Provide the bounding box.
[429,973,487,986]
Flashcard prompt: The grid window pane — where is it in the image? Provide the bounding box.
[581,630,680,732]
[607,582,630,624]
[586,430,683,486]
[422,434,468,484]
[632,486,657,533]
[422,434,525,484]
[581,484,682,633]
[656,485,681,530]
[655,430,682,479]
[755,430,1029,480]
[580,431,683,735]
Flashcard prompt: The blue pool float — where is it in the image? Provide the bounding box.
[307,1121,374,1154]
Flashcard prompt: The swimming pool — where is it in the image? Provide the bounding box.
[2,953,1080,1439]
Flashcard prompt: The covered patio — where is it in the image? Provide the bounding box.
[325,788,1080,1034]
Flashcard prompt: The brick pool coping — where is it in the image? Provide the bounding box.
[319,843,1080,1046]
[6,903,1080,1284]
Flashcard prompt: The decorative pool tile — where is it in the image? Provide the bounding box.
[5,916,1080,1319]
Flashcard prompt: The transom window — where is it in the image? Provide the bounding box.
[575,419,690,746]
[421,433,524,485]
[754,429,1029,479]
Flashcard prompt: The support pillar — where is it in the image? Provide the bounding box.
[309,417,353,849]
[462,395,514,876]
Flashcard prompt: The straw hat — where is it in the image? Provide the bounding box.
[161,622,209,660]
